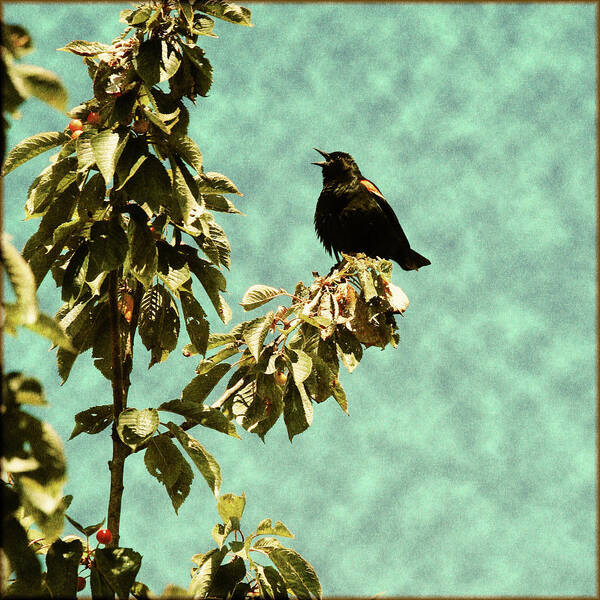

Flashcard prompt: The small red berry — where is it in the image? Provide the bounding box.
[68,119,83,132]
[96,529,112,545]
[182,350,191,357]
[87,111,100,125]
[77,577,86,592]
[71,129,83,140]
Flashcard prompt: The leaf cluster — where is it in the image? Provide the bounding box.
[2,1,250,383]
[187,492,321,599]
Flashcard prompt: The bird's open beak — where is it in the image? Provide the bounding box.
[312,148,329,166]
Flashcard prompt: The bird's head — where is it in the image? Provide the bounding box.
[312,149,361,181]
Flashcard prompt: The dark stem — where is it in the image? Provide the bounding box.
[107,270,130,552]
[122,281,144,398]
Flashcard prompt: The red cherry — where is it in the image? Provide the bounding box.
[274,370,288,386]
[87,111,100,125]
[77,577,86,592]
[68,119,83,132]
[182,350,191,357]
[96,529,112,545]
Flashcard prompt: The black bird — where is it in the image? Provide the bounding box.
[312,149,431,271]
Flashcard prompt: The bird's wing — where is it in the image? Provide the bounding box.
[359,178,410,247]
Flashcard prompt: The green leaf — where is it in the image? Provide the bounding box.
[268,548,321,599]
[144,434,193,514]
[335,326,363,373]
[196,171,241,195]
[95,547,142,600]
[25,156,77,217]
[12,63,68,112]
[170,134,202,174]
[283,381,313,442]
[286,349,312,385]
[168,422,222,497]
[204,194,243,214]
[170,159,202,227]
[211,521,233,549]
[256,518,294,539]
[2,234,38,325]
[198,0,253,26]
[58,39,110,56]
[188,255,231,323]
[126,219,158,288]
[181,363,231,403]
[180,286,209,356]
[255,564,289,600]
[240,284,285,311]
[122,155,171,214]
[181,44,213,97]
[90,130,123,184]
[138,284,181,367]
[332,379,348,414]
[77,172,106,219]
[156,242,191,295]
[2,131,67,176]
[20,311,75,352]
[89,219,128,272]
[159,399,240,439]
[207,558,246,597]
[69,404,114,440]
[117,408,160,450]
[188,548,228,598]
[243,312,274,361]
[217,492,246,525]
[45,538,84,599]
[134,39,181,86]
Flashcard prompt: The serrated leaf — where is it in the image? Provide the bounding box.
[58,40,110,56]
[168,422,221,497]
[95,547,142,600]
[332,379,348,414]
[127,219,158,288]
[195,171,241,195]
[255,564,288,600]
[243,312,274,361]
[170,159,202,227]
[2,131,67,176]
[180,286,209,356]
[286,349,312,385]
[217,492,246,525]
[88,219,128,272]
[134,39,180,86]
[170,134,202,174]
[204,194,243,214]
[335,326,363,373]
[269,548,321,599]
[283,381,313,442]
[211,522,233,549]
[138,284,181,367]
[156,242,191,295]
[181,363,231,403]
[159,399,239,439]
[188,255,231,323]
[25,156,77,217]
[144,435,193,513]
[199,0,253,26]
[116,408,160,450]
[90,130,123,184]
[240,284,285,311]
[69,404,113,440]
[122,155,170,214]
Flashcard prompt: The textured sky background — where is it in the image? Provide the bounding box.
[4,2,597,596]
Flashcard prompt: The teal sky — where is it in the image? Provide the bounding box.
[3,3,597,596]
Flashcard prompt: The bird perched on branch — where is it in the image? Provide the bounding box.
[312,149,430,271]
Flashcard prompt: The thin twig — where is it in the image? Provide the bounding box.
[210,377,245,409]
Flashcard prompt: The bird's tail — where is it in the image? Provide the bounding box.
[400,249,431,271]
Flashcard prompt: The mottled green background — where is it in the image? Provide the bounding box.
[3,2,596,596]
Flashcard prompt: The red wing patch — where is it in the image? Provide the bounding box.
[360,178,386,200]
